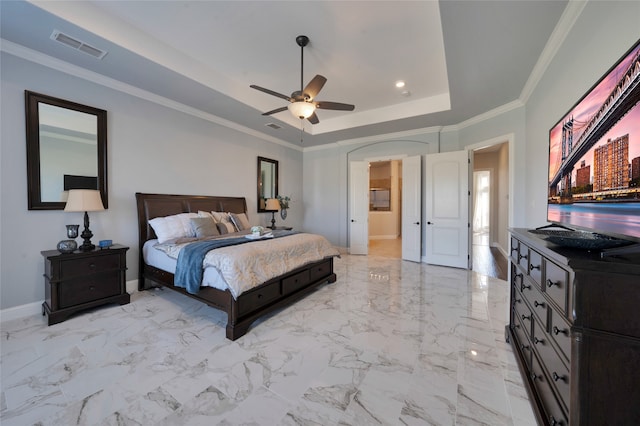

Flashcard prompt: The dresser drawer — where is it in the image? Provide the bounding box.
[512,314,532,369]
[517,242,530,270]
[545,260,569,313]
[549,308,571,362]
[528,249,543,287]
[510,236,521,261]
[532,316,570,411]
[282,270,310,294]
[522,276,547,327]
[58,270,121,308]
[309,259,332,282]
[59,253,122,279]
[513,296,533,338]
[238,281,281,316]
[530,352,569,426]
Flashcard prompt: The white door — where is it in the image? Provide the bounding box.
[425,150,470,268]
[349,161,369,255]
[402,155,422,262]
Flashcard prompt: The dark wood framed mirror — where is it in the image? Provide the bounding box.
[257,156,278,212]
[25,91,108,210]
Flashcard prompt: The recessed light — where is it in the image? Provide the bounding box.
[395,80,406,88]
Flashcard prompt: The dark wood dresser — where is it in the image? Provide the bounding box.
[42,244,130,325]
[508,228,640,426]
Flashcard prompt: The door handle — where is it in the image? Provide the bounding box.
[351,219,355,222]
[414,222,420,225]
[427,221,434,225]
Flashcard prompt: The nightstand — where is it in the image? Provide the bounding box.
[41,244,130,325]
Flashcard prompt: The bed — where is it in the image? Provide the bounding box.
[136,192,338,340]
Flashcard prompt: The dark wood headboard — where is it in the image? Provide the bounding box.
[135,192,247,244]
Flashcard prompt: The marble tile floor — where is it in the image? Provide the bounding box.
[1,254,536,425]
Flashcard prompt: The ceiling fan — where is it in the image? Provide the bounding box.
[250,35,355,125]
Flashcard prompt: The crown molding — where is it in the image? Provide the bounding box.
[1,39,301,152]
[519,0,587,103]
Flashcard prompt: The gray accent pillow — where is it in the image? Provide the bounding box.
[190,217,219,238]
[216,221,235,235]
[230,213,251,231]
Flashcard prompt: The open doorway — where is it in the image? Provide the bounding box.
[472,142,509,280]
[368,160,402,258]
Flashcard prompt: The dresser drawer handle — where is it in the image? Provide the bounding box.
[534,300,545,308]
[89,263,96,269]
[518,253,528,261]
[511,247,518,254]
[552,326,568,336]
[552,372,566,382]
[530,372,538,381]
[529,263,540,271]
[520,282,531,292]
[521,314,531,321]
[520,343,529,350]
[513,298,522,304]
[549,416,561,426]
[547,279,559,288]
[257,294,263,299]
[89,286,95,291]
[534,337,544,345]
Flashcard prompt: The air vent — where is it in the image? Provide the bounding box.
[50,30,108,59]
[265,123,282,130]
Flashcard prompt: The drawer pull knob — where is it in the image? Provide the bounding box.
[534,300,545,308]
[511,247,517,253]
[529,264,540,271]
[552,372,566,382]
[552,326,568,336]
[89,263,96,269]
[550,416,558,426]
[520,343,529,350]
[534,337,544,345]
[518,253,528,261]
[520,282,531,292]
[547,279,558,288]
[521,314,531,321]
[257,294,263,299]
[530,372,538,381]
[89,286,95,291]
[513,298,521,304]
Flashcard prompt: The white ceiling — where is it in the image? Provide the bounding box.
[1,0,569,147]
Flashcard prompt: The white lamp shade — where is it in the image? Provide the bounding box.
[288,101,316,119]
[265,198,280,211]
[64,189,105,212]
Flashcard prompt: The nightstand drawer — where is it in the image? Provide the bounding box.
[59,270,121,308]
[59,253,121,279]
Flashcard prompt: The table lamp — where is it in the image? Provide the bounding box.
[64,189,105,251]
[265,198,280,229]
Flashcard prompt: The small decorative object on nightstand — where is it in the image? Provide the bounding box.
[42,244,130,325]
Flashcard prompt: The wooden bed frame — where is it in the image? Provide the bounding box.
[136,192,337,340]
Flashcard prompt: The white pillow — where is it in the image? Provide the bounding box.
[149,212,198,243]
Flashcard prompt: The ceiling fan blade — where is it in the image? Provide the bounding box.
[262,106,289,116]
[307,111,320,124]
[315,101,355,111]
[250,85,292,102]
[302,75,327,100]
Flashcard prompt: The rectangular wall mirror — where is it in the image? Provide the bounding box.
[257,156,278,212]
[25,91,108,210]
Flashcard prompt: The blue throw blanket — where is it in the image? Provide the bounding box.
[175,230,295,294]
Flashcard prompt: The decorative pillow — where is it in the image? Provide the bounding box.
[190,217,219,238]
[216,221,236,235]
[230,213,251,231]
[211,211,232,224]
[198,210,214,219]
[149,213,198,243]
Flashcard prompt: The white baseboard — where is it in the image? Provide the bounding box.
[0,279,139,324]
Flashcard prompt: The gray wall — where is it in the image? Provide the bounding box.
[1,52,303,310]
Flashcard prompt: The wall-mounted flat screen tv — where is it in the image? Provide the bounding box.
[547,39,640,243]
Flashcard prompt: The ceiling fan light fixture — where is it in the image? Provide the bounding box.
[288,101,316,119]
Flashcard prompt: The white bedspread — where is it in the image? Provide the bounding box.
[154,233,339,299]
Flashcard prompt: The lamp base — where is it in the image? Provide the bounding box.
[269,211,277,229]
[79,211,95,251]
